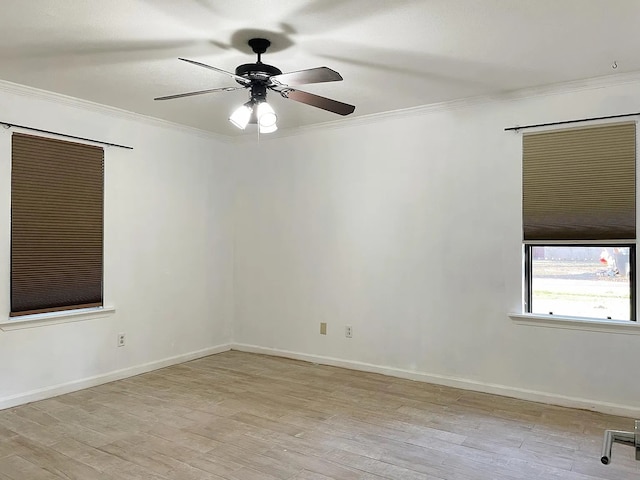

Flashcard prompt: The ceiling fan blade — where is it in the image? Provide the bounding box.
[154,86,244,101]
[279,88,355,116]
[270,67,343,86]
[178,57,250,85]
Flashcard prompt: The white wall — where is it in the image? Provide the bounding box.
[2,74,639,416]
[233,76,640,415]
[0,84,235,407]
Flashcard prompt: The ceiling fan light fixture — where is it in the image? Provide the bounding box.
[229,102,252,129]
[256,101,277,128]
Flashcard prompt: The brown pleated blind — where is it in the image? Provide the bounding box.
[523,122,636,241]
[11,133,104,316]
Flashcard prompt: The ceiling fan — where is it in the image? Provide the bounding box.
[154,38,355,133]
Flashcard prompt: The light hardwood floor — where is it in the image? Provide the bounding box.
[0,351,637,479]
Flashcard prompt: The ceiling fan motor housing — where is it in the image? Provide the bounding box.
[235,62,282,82]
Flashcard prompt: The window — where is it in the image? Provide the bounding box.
[11,133,104,317]
[522,122,636,321]
[525,245,635,320]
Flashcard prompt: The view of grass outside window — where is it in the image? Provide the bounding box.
[527,246,634,321]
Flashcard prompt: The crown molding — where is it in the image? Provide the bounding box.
[234,70,640,143]
[3,69,640,145]
[0,79,232,144]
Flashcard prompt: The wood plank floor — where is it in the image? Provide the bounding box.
[0,351,638,479]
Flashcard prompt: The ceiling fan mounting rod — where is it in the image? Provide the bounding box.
[248,38,271,63]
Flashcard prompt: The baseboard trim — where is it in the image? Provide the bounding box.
[5,342,638,418]
[0,343,231,410]
[231,343,640,418]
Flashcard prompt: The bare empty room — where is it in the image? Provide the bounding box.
[0,1,639,479]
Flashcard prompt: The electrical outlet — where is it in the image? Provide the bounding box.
[345,325,352,338]
[320,322,327,335]
[117,333,126,347]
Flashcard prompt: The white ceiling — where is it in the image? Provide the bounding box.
[0,0,639,136]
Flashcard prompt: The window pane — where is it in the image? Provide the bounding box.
[529,246,633,320]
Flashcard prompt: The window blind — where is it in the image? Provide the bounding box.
[11,133,104,316]
[522,122,636,241]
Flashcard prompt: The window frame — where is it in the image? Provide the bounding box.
[520,121,637,323]
[524,243,636,322]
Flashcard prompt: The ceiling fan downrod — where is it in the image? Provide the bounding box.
[248,38,271,64]
[234,38,282,81]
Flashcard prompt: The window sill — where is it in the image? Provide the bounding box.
[0,306,116,331]
[509,313,640,335]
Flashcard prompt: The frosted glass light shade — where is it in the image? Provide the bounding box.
[229,103,252,129]
[257,102,277,128]
[259,122,278,134]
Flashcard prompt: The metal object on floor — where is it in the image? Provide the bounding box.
[601,419,639,464]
